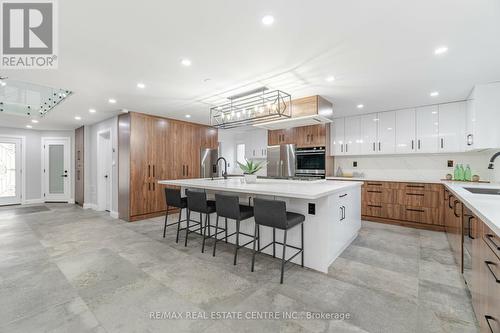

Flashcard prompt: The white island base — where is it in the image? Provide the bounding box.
[159,178,362,273]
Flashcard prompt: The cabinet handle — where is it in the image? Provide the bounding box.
[311,134,314,142]
[148,164,151,177]
[367,190,382,193]
[341,144,344,153]
[186,165,189,176]
[367,183,382,186]
[253,149,255,156]
[339,206,343,220]
[440,138,444,149]
[345,144,348,152]
[485,234,500,250]
[485,315,496,333]
[448,194,454,209]
[153,182,155,191]
[367,204,382,208]
[406,193,424,196]
[406,208,425,213]
[148,182,151,191]
[453,200,460,217]
[407,184,425,188]
[307,134,310,142]
[418,139,421,150]
[411,140,414,150]
[373,142,376,151]
[485,261,500,283]
[467,134,473,146]
[378,142,381,151]
[153,165,155,177]
[182,165,185,176]
[467,216,475,240]
[339,193,347,198]
[342,206,346,220]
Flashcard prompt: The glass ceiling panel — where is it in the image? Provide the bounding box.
[0,78,72,117]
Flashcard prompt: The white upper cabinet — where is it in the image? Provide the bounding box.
[344,116,361,155]
[438,102,466,153]
[377,111,396,154]
[465,82,500,150]
[415,105,439,153]
[330,118,345,156]
[245,128,268,159]
[395,108,416,154]
[360,114,378,155]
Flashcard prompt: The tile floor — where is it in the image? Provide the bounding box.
[0,204,479,332]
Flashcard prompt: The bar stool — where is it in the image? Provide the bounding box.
[162,188,188,243]
[213,193,255,264]
[251,198,305,284]
[185,189,216,252]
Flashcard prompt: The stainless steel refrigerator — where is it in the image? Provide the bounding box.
[200,146,220,178]
[267,144,296,178]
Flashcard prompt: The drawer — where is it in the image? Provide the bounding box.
[362,188,395,204]
[482,239,500,333]
[363,181,391,189]
[396,190,441,208]
[402,206,442,225]
[484,225,500,261]
[362,203,388,218]
[394,182,443,192]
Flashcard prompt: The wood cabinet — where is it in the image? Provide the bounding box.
[268,124,327,147]
[444,189,463,271]
[119,112,217,221]
[358,180,445,231]
[268,127,296,145]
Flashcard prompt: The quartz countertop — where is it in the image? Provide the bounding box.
[326,176,445,184]
[444,182,500,236]
[158,177,362,200]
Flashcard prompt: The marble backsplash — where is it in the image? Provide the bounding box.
[333,150,500,183]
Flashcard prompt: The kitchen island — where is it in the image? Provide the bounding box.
[158,177,362,273]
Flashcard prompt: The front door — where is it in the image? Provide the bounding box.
[43,138,70,202]
[0,137,22,205]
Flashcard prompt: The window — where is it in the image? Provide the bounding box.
[236,143,245,165]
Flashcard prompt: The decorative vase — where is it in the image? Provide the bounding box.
[472,175,480,182]
[244,174,257,183]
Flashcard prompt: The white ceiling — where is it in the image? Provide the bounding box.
[1,0,500,130]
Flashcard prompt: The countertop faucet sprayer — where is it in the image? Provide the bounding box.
[488,151,500,169]
[214,157,228,179]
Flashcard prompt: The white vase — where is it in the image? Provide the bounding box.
[244,174,257,183]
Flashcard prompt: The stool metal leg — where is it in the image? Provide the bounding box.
[175,208,182,243]
[251,223,258,272]
[301,223,304,267]
[212,214,220,257]
[233,219,240,265]
[280,229,288,284]
[272,228,276,258]
[257,224,261,251]
[201,213,209,253]
[184,209,191,247]
[199,213,203,235]
[163,205,169,238]
[224,218,228,243]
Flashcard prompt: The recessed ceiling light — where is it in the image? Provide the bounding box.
[31,119,39,123]
[262,15,274,25]
[89,108,96,113]
[185,114,191,118]
[108,98,117,104]
[137,82,145,89]
[325,76,335,82]
[434,46,448,55]
[430,91,439,97]
[26,125,32,128]
[74,116,82,120]
[181,58,192,67]
[357,104,364,109]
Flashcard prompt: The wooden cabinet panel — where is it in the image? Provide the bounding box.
[362,188,395,204]
[396,190,441,208]
[402,206,442,225]
[362,203,387,218]
[481,230,500,333]
[292,96,318,117]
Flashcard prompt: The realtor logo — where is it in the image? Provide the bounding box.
[1,0,58,68]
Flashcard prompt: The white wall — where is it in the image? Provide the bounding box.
[84,116,118,214]
[333,150,500,183]
[0,126,75,202]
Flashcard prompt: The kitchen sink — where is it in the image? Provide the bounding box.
[464,187,500,195]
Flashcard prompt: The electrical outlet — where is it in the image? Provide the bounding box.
[308,203,316,215]
[447,160,454,168]
[353,161,358,167]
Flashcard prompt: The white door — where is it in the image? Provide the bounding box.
[0,137,22,205]
[331,119,345,156]
[360,114,378,155]
[43,138,71,202]
[438,102,466,153]
[97,131,112,211]
[395,108,416,154]
[416,105,439,153]
[377,111,396,154]
[344,116,361,155]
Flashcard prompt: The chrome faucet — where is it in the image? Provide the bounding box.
[215,157,228,179]
[488,151,500,169]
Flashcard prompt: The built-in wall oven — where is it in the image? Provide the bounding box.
[295,146,326,178]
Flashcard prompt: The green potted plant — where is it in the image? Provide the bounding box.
[237,159,266,183]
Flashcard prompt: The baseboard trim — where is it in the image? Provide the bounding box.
[23,198,44,204]
[362,215,445,232]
